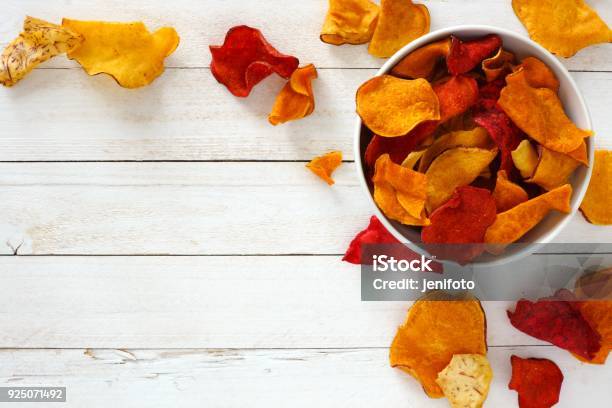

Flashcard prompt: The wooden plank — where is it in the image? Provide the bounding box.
[0,347,609,407]
[0,162,610,256]
[3,0,611,71]
[0,255,559,348]
[0,70,610,161]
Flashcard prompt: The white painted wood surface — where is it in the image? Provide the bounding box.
[0,0,611,407]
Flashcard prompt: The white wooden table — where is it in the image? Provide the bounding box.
[1,1,611,406]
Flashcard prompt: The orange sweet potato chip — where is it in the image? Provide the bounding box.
[320,0,379,45]
[485,184,572,249]
[493,170,529,212]
[390,291,487,398]
[580,150,612,225]
[306,150,342,185]
[482,48,515,82]
[368,0,430,58]
[425,147,498,213]
[567,141,589,166]
[391,37,451,79]
[498,69,592,153]
[512,0,612,57]
[418,127,490,172]
[63,19,179,88]
[511,139,539,179]
[517,56,559,92]
[356,75,440,137]
[573,300,612,364]
[575,268,612,301]
[373,154,429,225]
[527,147,580,191]
[269,64,317,125]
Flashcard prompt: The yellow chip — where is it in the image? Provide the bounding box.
[527,147,581,191]
[62,19,179,88]
[580,150,612,225]
[493,170,529,212]
[368,0,430,58]
[436,354,493,408]
[425,147,498,213]
[1,17,82,87]
[306,150,342,185]
[401,149,425,170]
[269,64,317,125]
[356,75,440,137]
[320,0,379,45]
[511,139,539,179]
[499,70,592,153]
[482,48,515,82]
[391,37,451,79]
[418,127,491,173]
[512,0,612,58]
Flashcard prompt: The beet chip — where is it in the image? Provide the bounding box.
[508,291,602,360]
[509,355,563,408]
[210,25,299,97]
[422,186,497,263]
[433,75,479,123]
[447,34,502,76]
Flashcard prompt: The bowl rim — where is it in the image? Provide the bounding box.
[353,25,594,267]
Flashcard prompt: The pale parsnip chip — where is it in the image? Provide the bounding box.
[436,354,493,408]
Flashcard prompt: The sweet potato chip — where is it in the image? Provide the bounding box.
[368,0,430,58]
[63,19,179,89]
[401,149,425,169]
[357,75,439,137]
[567,141,589,166]
[485,184,572,248]
[373,154,429,225]
[580,150,612,225]
[575,268,612,301]
[391,37,451,79]
[517,56,559,92]
[482,48,515,82]
[527,147,580,191]
[511,140,539,179]
[1,17,82,87]
[493,170,529,213]
[446,34,502,76]
[320,0,379,45]
[508,291,601,360]
[573,299,612,364]
[269,64,317,125]
[422,186,497,263]
[306,150,342,185]
[512,0,612,58]
[390,292,487,398]
[419,127,490,172]
[209,25,298,97]
[425,147,497,213]
[436,354,493,408]
[509,355,563,408]
[498,69,592,153]
[433,75,479,124]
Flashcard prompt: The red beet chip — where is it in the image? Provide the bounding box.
[478,78,506,102]
[447,34,502,75]
[343,216,442,272]
[433,75,479,123]
[508,290,602,360]
[509,355,563,408]
[421,186,497,263]
[210,25,299,97]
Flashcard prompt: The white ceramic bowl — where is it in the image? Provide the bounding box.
[354,25,594,266]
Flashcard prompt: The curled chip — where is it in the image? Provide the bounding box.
[527,147,580,191]
[517,57,559,92]
[425,147,498,213]
[421,186,497,264]
[368,0,430,58]
[373,154,429,225]
[401,149,425,169]
[507,290,601,360]
[580,150,612,225]
[493,170,528,213]
[509,355,563,408]
[269,64,317,125]
[209,25,298,97]
[511,140,539,179]
[433,75,479,124]
[446,34,502,76]
[436,354,493,408]
[1,17,82,87]
[391,37,451,79]
[418,127,490,172]
[390,291,487,398]
[498,69,592,153]
[306,150,342,185]
[482,48,515,82]
[356,75,439,137]
[63,19,179,89]
[512,0,612,58]
[485,184,572,249]
[320,0,379,45]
